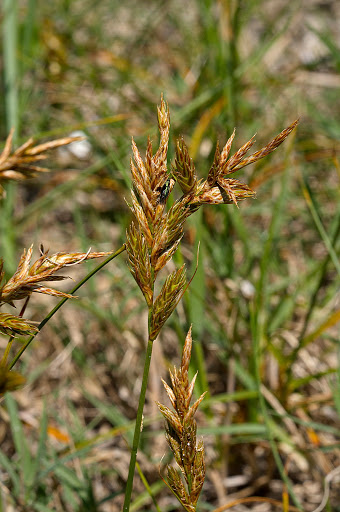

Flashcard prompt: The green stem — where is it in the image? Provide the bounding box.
[9,245,126,370]
[2,0,19,135]
[123,306,154,511]
[225,0,241,131]
[1,0,18,272]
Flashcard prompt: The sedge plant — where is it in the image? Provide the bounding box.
[123,96,297,510]
[0,97,298,510]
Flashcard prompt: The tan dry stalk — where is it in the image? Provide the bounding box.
[0,128,83,197]
[157,327,206,512]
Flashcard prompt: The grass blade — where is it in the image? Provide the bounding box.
[300,173,340,275]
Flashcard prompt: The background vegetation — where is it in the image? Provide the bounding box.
[0,0,339,511]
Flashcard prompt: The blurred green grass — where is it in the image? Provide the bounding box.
[0,1,339,511]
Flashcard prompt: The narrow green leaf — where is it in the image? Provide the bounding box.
[30,401,48,486]
[0,448,21,496]
[289,368,337,392]
[5,393,25,458]
[301,175,340,275]
[200,423,266,436]
[54,465,84,490]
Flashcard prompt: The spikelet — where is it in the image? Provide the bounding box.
[149,265,186,340]
[0,312,38,337]
[191,120,298,208]
[0,129,83,198]
[157,327,206,511]
[0,246,113,305]
[173,137,197,195]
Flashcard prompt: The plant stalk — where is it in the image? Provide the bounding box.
[123,325,154,511]
[1,0,18,272]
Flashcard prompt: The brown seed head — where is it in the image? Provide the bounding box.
[231,119,299,172]
[0,129,83,198]
[157,327,206,510]
[129,96,171,230]
[0,245,112,304]
[150,265,186,340]
[0,312,38,337]
[194,120,298,207]
[125,223,153,306]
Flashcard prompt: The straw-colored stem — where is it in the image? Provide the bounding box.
[123,307,154,511]
[9,245,126,369]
